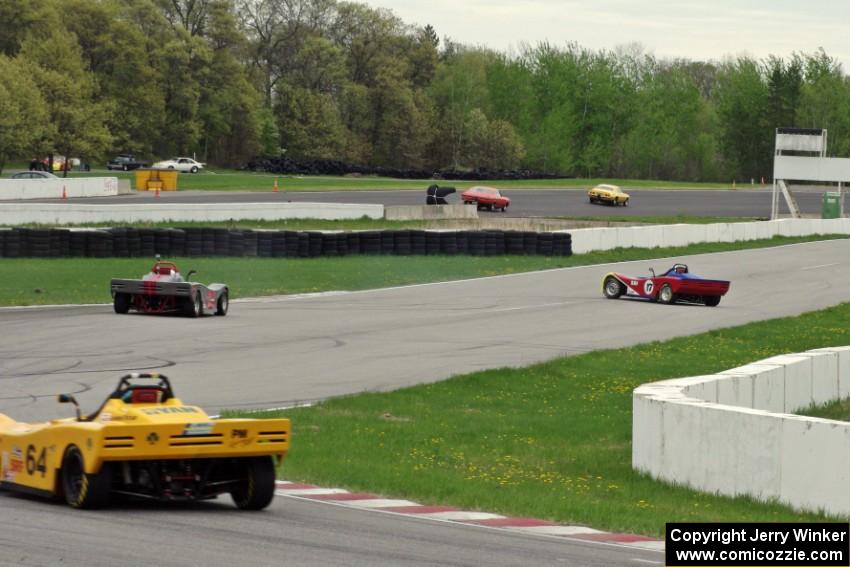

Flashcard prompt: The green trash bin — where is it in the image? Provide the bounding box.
[822,192,841,219]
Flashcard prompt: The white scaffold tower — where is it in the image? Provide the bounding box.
[772,127,846,219]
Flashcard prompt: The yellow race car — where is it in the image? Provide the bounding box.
[588,184,630,206]
[0,373,290,510]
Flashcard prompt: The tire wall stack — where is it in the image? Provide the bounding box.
[0,228,571,258]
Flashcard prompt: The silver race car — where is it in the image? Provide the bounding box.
[111,258,228,317]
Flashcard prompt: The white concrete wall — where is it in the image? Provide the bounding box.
[0,202,384,225]
[0,177,119,200]
[569,218,850,254]
[633,346,850,515]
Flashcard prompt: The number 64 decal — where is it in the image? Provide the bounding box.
[644,280,655,295]
[26,444,46,477]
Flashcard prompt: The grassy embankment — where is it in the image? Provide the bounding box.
[0,235,844,307]
[799,397,850,421]
[11,215,769,231]
[227,301,850,536]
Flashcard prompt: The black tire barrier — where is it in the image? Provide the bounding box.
[0,228,571,259]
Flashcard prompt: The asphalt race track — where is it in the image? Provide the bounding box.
[32,187,828,218]
[0,494,664,567]
[1,239,849,565]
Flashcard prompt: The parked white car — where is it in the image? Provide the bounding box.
[152,157,205,173]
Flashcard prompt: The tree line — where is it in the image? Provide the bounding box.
[1,0,849,181]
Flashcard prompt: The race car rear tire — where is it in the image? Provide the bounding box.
[185,292,203,317]
[704,295,721,307]
[658,284,675,304]
[62,445,112,509]
[216,291,229,316]
[603,276,625,299]
[113,293,130,314]
[231,457,276,510]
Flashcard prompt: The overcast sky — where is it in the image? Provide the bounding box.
[360,0,850,68]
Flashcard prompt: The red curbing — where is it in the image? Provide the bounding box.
[462,517,559,528]
[302,492,381,501]
[274,480,663,552]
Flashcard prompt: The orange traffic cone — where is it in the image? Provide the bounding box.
[62,185,67,200]
[273,177,279,192]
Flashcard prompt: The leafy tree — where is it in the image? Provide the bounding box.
[0,55,48,173]
[19,23,112,176]
[714,57,770,180]
[798,50,850,156]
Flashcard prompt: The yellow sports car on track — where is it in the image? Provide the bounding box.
[0,373,289,509]
[588,184,630,206]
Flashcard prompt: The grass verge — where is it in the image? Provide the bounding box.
[14,218,427,231]
[226,302,850,536]
[0,235,845,307]
[2,166,731,191]
[798,398,850,421]
[557,215,767,225]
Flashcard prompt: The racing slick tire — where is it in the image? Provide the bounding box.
[62,445,112,509]
[231,457,276,510]
[603,276,625,299]
[113,292,131,314]
[190,166,199,173]
[185,291,203,318]
[658,284,675,304]
[704,295,721,307]
[623,199,629,207]
[216,291,229,316]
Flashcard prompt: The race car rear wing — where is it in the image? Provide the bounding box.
[111,278,194,297]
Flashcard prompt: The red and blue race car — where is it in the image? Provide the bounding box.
[602,263,730,306]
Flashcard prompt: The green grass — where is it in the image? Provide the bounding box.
[12,215,764,230]
[17,218,427,231]
[798,398,850,421]
[2,166,731,191]
[0,235,845,307]
[227,302,850,536]
[557,215,767,224]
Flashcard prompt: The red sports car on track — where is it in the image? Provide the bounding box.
[461,186,510,211]
[601,263,730,306]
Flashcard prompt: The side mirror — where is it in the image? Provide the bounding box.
[649,268,656,277]
[58,394,81,420]
[186,270,197,280]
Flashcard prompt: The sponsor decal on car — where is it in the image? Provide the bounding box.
[142,406,200,415]
[100,412,112,422]
[182,422,214,436]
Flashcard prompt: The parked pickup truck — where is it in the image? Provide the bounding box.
[107,154,148,171]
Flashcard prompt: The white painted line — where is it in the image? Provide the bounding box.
[275,487,349,496]
[339,498,420,508]
[631,558,663,565]
[413,511,506,521]
[510,525,604,536]
[627,541,666,552]
[801,262,840,270]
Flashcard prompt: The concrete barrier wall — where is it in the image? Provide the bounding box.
[0,177,119,200]
[570,218,850,253]
[0,202,384,225]
[385,204,478,220]
[633,346,850,515]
